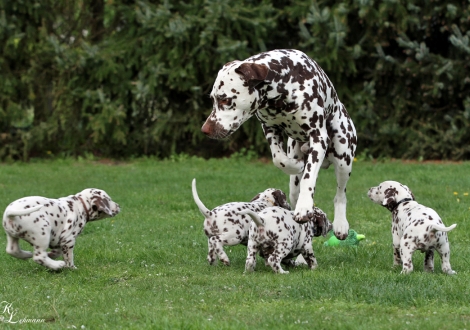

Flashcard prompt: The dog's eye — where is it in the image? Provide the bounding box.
[217,97,231,107]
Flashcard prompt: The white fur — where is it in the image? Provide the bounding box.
[192,179,290,266]
[241,206,330,274]
[368,180,456,275]
[3,188,120,270]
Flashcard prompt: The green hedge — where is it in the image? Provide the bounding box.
[1,0,469,161]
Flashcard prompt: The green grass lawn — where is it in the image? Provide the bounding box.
[0,157,469,329]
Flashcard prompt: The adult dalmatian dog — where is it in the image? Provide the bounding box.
[2,188,120,270]
[201,49,357,239]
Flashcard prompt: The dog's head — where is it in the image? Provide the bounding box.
[251,188,291,210]
[77,188,121,221]
[201,60,270,139]
[367,181,415,211]
[311,207,332,237]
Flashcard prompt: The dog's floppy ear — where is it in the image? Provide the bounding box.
[92,196,113,216]
[312,207,331,237]
[382,187,398,207]
[272,190,291,210]
[402,184,416,200]
[235,63,269,87]
[250,193,261,202]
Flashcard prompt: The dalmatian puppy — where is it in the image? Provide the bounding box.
[192,178,291,266]
[368,180,456,275]
[2,188,120,270]
[201,49,357,240]
[241,206,331,274]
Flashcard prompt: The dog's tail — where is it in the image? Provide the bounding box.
[192,178,211,217]
[431,223,457,233]
[239,210,264,228]
[5,204,43,218]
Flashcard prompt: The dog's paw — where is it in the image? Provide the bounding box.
[294,255,307,266]
[207,255,217,266]
[49,260,66,270]
[294,199,315,223]
[332,221,349,240]
[294,208,315,223]
[276,157,305,175]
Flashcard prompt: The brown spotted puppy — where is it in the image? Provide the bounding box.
[192,179,291,266]
[201,49,357,240]
[368,180,456,275]
[241,206,331,274]
[2,188,120,270]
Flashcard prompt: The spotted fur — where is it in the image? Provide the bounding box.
[201,49,356,240]
[368,180,456,275]
[192,179,291,266]
[241,206,331,274]
[2,189,120,270]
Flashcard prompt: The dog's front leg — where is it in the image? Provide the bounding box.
[423,250,434,272]
[62,240,77,269]
[245,237,259,273]
[287,138,304,209]
[392,236,402,267]
[263,125,304,175]
[294,127,328,223]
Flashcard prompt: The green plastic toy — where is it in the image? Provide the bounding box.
[323,229,365,247]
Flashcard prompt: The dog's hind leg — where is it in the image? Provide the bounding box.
[400,241,416,274]
[6,235,33,259]
[267,254,289,274]
[423,250,434,273]
[436,243,456,275]
[32,234,66,270]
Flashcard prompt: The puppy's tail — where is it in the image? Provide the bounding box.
[192,178,211,217]
[431,223,457,233]
[5,204,43,218]
[239,210,264,228]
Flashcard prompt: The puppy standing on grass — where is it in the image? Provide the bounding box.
[192,178,291,266]
[367,180,456,275]
[2,188,120,270]
[240,206,331,274]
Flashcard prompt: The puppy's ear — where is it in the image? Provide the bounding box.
[92,196,113,216]
[403,184,416,200]
[235,63,269,87]
[312,207,331,237]
[382,187,397,208]
[250,193,261,202]
[272,190,291,210]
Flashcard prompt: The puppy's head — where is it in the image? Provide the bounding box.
[78,188,121,221]
[201,60,270,139]
[367,181,415,211]
[311,207,332,237]
[251,188,291,210]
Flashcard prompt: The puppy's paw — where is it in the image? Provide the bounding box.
[49,260,66,271]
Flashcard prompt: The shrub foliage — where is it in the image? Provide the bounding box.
[1,0,469,160]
